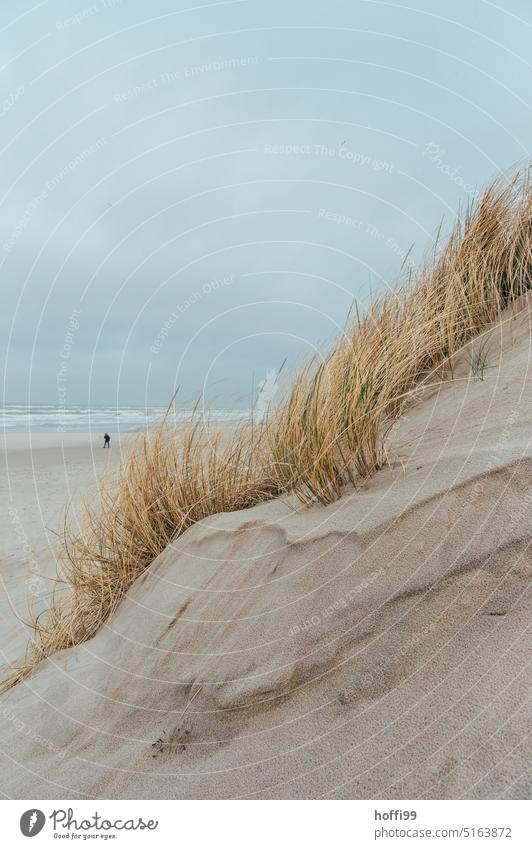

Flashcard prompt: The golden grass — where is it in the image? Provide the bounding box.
[2,168,530,692]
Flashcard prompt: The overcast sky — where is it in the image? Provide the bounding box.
[1,0,530,408]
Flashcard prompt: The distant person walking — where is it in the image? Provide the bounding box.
[103,432,110,448]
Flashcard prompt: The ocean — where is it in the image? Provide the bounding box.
[0,404,249,433]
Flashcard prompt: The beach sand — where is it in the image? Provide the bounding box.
[0,298,530,798]
[0,432,135,666]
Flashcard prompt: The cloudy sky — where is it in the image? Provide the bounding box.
[1,0,530,408]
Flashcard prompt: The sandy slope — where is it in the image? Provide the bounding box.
[0,299,531,799]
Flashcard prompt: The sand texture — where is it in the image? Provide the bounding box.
[0,433,134,666]
[0,300,530,799]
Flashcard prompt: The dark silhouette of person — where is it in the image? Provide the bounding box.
[103,433,110,448]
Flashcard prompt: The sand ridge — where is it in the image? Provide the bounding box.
[0,298,530,799]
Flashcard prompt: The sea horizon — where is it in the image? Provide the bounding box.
[0,403,250,433]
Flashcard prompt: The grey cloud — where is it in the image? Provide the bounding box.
[1,0,530,405]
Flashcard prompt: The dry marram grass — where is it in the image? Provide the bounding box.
[2,169,531,692]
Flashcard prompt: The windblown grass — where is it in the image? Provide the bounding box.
[2,168,530,692]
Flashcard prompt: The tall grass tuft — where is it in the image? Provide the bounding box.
[2,168,530,692]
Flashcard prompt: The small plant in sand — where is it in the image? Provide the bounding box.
[2,168,530,692]
[467,338,494,381]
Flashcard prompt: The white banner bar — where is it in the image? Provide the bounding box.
[2,799,530,847]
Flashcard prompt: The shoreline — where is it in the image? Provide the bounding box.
[1,429,138,451]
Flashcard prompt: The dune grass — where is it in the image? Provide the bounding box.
[2,168,530,692]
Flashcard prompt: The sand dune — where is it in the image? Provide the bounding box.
[0,298,530,799]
